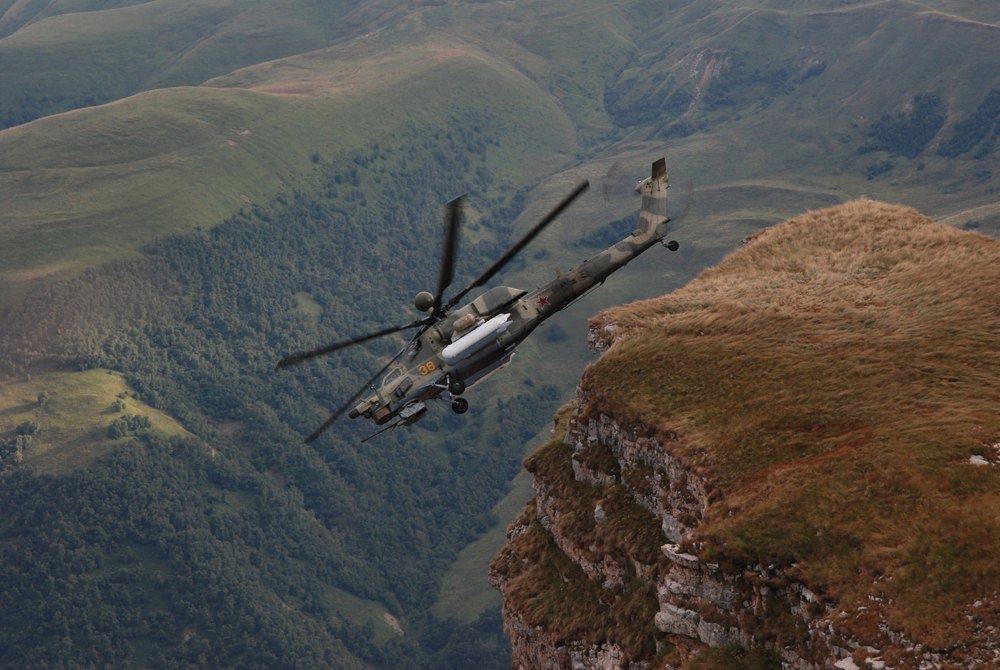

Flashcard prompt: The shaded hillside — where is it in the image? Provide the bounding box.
[0,0,384,123]
[494,201,1000,668]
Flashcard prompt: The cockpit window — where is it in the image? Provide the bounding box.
[406,341,422,360]
[383,366,403,386]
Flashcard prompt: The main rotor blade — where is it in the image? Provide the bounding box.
[276,318,427,369]
[304,355,402,443]
[445,180,589,311]
[434,196,463,315]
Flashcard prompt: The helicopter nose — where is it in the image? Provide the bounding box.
[372,406,394,425]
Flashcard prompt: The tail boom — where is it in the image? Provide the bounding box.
[519,157,673,319]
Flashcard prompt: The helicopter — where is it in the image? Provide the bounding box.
[277,157,678,443]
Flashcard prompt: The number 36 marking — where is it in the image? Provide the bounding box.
[418,360,437,375]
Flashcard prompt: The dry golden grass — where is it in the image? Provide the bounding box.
[585,200,1000,648]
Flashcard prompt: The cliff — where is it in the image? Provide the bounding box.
[490,201,1000,669]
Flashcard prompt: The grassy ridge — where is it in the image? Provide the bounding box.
[0,368,189,473]
[0,0,358,112]
[2,0,997,307]
[0,88,294,300]
[0,38,578,308]
[586,200,1000,648]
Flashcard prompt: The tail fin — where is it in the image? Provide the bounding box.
[635,157,669,239]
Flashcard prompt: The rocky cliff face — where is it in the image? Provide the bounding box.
[491,201,1000,669]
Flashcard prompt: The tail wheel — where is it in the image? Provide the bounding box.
[451,397,469,414]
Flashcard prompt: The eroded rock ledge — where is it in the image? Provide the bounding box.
[491,406,960,670]
[492,202,1000,670]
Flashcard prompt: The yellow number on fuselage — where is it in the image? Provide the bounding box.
[418,360,437,375]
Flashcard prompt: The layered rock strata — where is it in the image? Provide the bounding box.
[492,405,991,669]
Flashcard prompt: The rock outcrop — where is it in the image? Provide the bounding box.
[491,202,1000,669]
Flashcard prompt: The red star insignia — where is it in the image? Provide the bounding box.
[537,295,549,309]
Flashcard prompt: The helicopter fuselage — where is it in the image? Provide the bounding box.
[350,160,671,428]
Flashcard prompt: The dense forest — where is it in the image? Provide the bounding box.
[855,89,999,180]
[0,118,563,668]
[858,93,945,159]
[937,88,1000,159]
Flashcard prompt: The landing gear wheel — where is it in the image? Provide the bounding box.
[451,397,469,414]
[448,377,466,396]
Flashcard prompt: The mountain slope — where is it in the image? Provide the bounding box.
[493,200,1000,668]
[3,0,997,309]
[0,35,578,308]
[0,0,370,121]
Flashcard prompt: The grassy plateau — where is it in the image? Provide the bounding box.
[586,200,999,651]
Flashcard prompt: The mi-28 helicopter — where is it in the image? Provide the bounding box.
[277,157,678,442]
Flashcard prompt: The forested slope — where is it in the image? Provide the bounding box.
[0,127,555,668]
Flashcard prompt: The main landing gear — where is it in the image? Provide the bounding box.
[447,374,468,414]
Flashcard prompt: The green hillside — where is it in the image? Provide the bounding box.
[0,0,997,667]
[0,367,190,473]
[0,36,577,308]
[0,0,366,123]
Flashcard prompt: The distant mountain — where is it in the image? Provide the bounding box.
[2,1,997,307]
[0,0,376,123]
[0,1,997,668]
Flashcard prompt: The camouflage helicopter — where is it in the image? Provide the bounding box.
[277,158,678,442]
